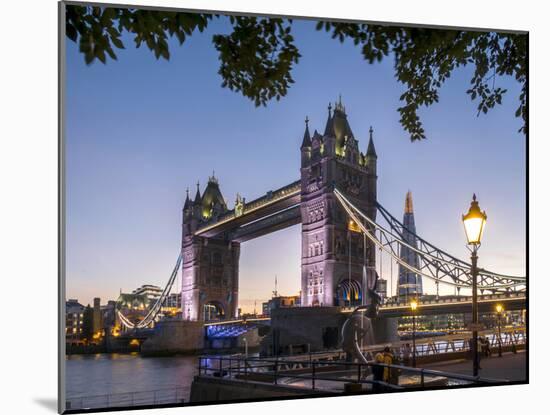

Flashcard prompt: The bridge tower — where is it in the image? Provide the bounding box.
[300,98,378,307]
[181,176,240,321]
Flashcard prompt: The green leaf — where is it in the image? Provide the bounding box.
[111,36,125,49]
[66,23,78,42]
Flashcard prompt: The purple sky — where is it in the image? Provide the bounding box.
[65,16,526,311]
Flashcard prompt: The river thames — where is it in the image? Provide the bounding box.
[66,353,198,404]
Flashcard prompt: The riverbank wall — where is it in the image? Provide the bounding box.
[260,306,398,356]
[190,375,331,402]
[141,320,204,356]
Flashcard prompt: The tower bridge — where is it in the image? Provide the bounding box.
[116,98,526,332]
[180,98,379,321]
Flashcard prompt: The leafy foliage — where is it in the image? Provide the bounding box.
[65,6,298,108]
[213,16,300,106]
[316,22,526,139]
[66,6,212,63]
[66,5,527,141]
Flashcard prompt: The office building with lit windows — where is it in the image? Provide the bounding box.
[65,299,85,344]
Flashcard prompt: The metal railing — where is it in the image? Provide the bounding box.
[65,387,186,411]
[393,328,526,358]
[255,327,525,364]
[378,292,526,309]
[197,355,505,393]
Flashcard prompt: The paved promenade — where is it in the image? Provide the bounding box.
[423,351,527,382]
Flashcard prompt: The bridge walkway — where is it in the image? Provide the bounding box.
[424,350,526,382]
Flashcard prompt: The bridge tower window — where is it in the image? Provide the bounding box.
[203,302,224,321]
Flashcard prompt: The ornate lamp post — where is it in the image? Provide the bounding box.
[462,194,487,377]
[496,304,504,357]
[410,299,418,368]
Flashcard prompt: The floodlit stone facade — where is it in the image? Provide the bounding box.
[181,100,379,320]
[300,99,378,307]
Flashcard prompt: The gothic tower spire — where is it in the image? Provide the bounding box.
[194,181,201,203]
[184,187,192,210]
[367,126,377,157]
[301,116,312,148]
[323,102,334,136]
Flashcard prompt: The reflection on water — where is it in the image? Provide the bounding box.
[66,353,198,401]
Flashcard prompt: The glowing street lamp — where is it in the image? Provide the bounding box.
[462,194,487,245]
[410,299,418,368]
[462,194,487,377]
[496,304,504,357]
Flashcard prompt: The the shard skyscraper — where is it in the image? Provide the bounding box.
[397,191,423,300]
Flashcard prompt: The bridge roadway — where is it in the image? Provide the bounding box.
[194,180,300,242]
[203,292,526,328]
[363,292,526,318]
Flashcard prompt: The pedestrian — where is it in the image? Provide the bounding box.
[402,343,412,367]
[382,346,394,383]
[469,337,482,370]
[477,336,484,369]
[480,337,487,356]
[484,337,492,357]
[372,350,385,392]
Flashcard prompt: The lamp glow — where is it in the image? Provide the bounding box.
[348,219,361,233]
[462,194,487,245]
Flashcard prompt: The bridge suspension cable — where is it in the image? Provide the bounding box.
[376,202,524,281]
[117,252,183,330]
[333,188,525,293]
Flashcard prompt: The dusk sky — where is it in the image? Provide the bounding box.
[65,16,526,311]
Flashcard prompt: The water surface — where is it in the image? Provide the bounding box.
[66,353,198,401]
